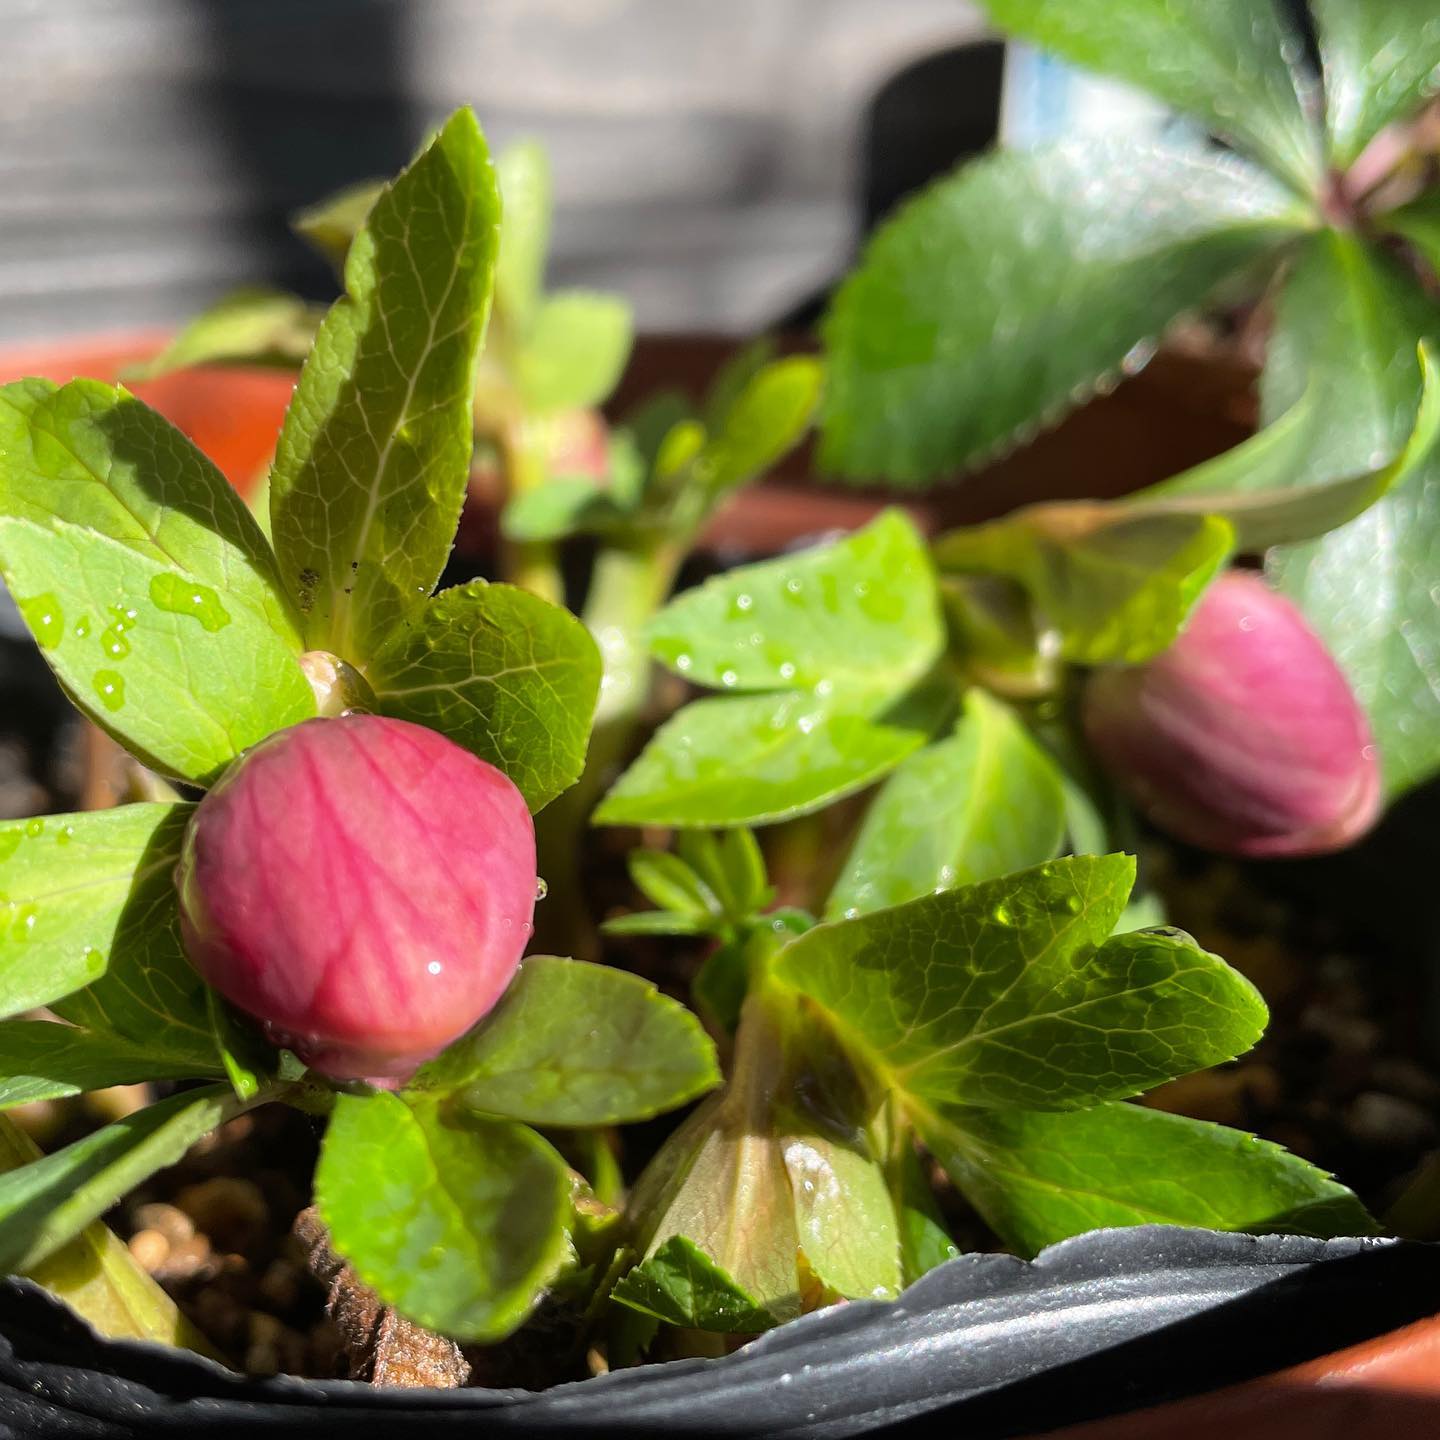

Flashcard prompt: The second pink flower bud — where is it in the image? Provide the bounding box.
[1082,571,1381,859]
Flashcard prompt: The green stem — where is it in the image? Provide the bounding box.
[499,415,565,605]
[535,535,685,958]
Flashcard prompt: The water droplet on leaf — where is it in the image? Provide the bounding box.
[93,670,126,711]
[149,574,231,632]
[18,594,63,649]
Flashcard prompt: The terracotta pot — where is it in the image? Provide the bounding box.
[0,330,1258,560]
[1038,1309,1440,1440]
[0,332,293,501]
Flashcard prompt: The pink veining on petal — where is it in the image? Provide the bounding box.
[178,714,536,1080]
[1082,571,1381,860]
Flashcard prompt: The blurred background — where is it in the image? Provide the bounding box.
[1,0,1010,343]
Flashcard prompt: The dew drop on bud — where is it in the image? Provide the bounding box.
[534,877,549,901]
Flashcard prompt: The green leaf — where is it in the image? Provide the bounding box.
[133,289,322,378]
[827,689,1067,921]
[292,179,384,270]
[648,510,943,698]
[268,108,502,662]
[0,804,190,1022]
[0,517,315,785]
[408,956,720,1126]
[624,1059,801,1324]
[610,1235,775,1333]
[1261,232,1440,796]
[779,1126,901,1301]
[0,378,301,647]
[315,1090,571,1342]
[820,141,1306,483]
[775,855,1267,1112]
[500,478,627,543]
[920,1100,1377,1258]
[48,828,220,1074]
[628,850,722,920]
[494,141,552,335]
[0,1117,218,1353]
[205,991,275,1103]
[1312,0,1440,167]
[1139,347,1440,551]
[595,687,941,829]
[693,912,813,1034]
[934,505,1234,664]
[0,1085,240,1272]
[690,828,772,920]
[890,1138,959,1285]
[515,292,633,413]
[1385,191,1440,277]
[368,578,601,812]
[694,356,823,494]
[600,910,711,938]
[979,1,1322,192]
[0,1021,221,1108]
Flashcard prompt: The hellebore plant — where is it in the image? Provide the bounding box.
[0,0,1439,1380]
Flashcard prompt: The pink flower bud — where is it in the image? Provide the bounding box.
[1081,571,1381,858]
[178,715,536,1080]
[547,407,610,481]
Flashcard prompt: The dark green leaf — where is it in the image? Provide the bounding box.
[1385,191,1440,277]
[890,1137,960,1285]
[408,956,720,1126]
[934,505,1233,664]
[827,689,1067,920]
[0,805,176,1019]
[1261,232,1440,796]
[515,292,633,413]
[315,1090,571,1342]
[610,1235,775,1333]
[920,1100,1377,1258]
[776,855,1266,1112]
[269,108,502,661]
[0,1085,239,1272]
[1312,0,1440,167]
[594,686,940,829]
[648,510,942,698]
[368,578,601,812]
[0,1021,221,1108]
[1138,343,1440,550]
[980,0,1322,192]
[133,289,322,378]
[820,142,1304,483]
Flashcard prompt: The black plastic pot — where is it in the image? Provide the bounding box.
[2,1226,1438,1438]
